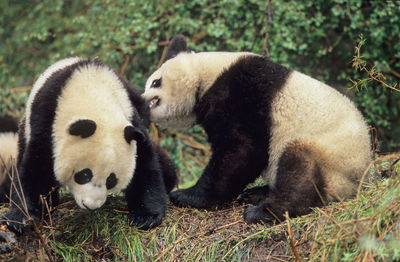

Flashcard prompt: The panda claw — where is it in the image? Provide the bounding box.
[128,212,163,230]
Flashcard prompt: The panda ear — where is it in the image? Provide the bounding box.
[69,119,96,138]
[124,125,146,144]
[165,35,189,61]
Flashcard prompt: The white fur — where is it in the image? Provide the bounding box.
[143,52,255,129]
[26,59,137,210]
[0,132,18,185]
[51,63,136,209]
[264,71,371,200]
[25,57,82,144]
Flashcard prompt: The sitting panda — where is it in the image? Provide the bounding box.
[0,115,19,203]
[142,35,371,224]
[3,58,176,233]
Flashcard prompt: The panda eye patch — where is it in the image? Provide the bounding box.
[74,168,93,185]
[106,173,118,190]
[151,78,162,88]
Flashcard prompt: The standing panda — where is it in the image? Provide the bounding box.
[3,58,176,233]
[142,35,371,224]
[0,115,19,203]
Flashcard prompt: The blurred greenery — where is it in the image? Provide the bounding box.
[1,0,399,153]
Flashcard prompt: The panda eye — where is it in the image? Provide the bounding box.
[74,168,93,185]
[151,78,162,88]
[106,173,118,190]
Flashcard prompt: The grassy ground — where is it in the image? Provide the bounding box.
[0,129,399,261]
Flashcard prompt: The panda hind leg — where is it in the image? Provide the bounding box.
[244,142,327,224]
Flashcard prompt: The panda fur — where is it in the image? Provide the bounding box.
[142,35,371,224]
[0,115,19,203]
[3,58,177,233]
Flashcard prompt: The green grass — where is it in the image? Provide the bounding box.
[1,131,399,261]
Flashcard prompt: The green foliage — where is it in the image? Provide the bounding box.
[1,0,399,149]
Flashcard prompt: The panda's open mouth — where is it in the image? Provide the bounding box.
[149,96,160,109]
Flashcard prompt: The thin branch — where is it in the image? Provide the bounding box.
[285,212,302,262]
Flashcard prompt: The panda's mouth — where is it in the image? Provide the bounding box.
[149,96,160,109]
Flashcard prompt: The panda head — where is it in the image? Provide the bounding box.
[56,118,144,210]
[143,35,200,129]
[143,35,252,129]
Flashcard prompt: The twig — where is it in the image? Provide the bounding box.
[119,54,131,77]
[311,179,327,206]
[107,40,169,52]
[316,208,350,235]
[285,212,303,262]
[8,86,32,93]
[390,69,400,79]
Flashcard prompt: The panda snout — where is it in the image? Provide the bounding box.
[80,198,105,210]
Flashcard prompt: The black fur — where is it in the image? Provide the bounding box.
[0,115,18,203]
[165,35,190,61]
[170,56,291,208]
[0,115,18,133]
[69,119,97,138]
[3,59,177,233]
[124,125,145,144]
[164,40,330,223]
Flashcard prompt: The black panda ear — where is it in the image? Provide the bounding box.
[165,35,189,61]
[124,125,146,144]
[69,119,97,138]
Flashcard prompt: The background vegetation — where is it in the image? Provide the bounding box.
[0,0,399,261]
[1,0,399,150]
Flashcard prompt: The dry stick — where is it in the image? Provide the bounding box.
[390,69,400,78]
[285,212,302,262]
[149,123,159,144]
[8,86,32,93]
[0,157,30,221]
[176,133,211,152]
[311,179,327,207]
[2,157,55,262]
[106,40,169,52]
[316,208,351,235]
[31,215,54,262]
[119,54,131,77]
[155,220,242,261]
[389,158,400,178]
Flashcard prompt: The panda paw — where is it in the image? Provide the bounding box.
[128,212,163,230]
[243,204,276,224]
[237,185,270,205]
[2,208,38,235]
[169,188,216,209]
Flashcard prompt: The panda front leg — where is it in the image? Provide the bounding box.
[125,139,169,230]
[3,143,59,234]
[170,136,268,208]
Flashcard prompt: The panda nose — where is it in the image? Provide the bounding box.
[82,202,93,210]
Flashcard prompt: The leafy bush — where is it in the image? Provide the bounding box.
[1,0,399,150]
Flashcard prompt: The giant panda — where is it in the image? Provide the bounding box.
[0,115,19,203]
[3,58,177,233]
[142,35,372,224]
